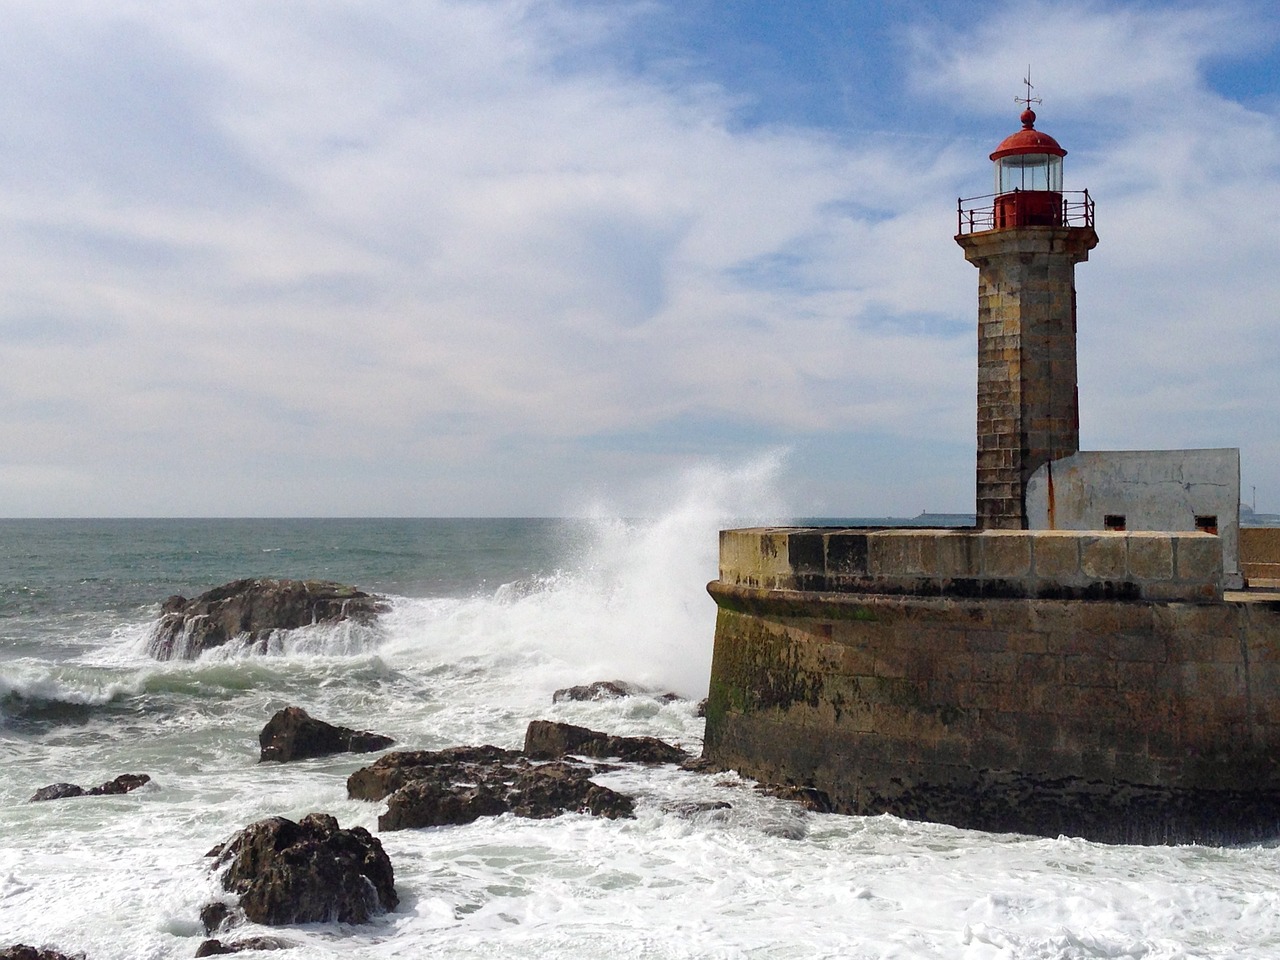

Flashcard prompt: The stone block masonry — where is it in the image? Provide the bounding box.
[1242,527,1280,583]
[957,225,1098,529]
[703,526,1280,843]
[719,527,1222,603]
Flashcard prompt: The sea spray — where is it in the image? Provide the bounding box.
[374,455,791,703]
[558,454,791,696]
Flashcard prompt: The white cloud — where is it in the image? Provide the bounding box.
[0,0,1274,516]
[911,1,1280,500]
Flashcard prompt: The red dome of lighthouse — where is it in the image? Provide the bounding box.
[990,109,1066,161]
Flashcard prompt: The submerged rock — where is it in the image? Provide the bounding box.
[205,813,397,926]
[523,720,690,764]
[552,680,639,702]
[29,774,151,803]
[551,679,684,705]
[757,783,835,814]
[0,948,84,960]
[199,903,234,936]
[28,783,83,802]
[195,938,293,956]
[258,707,393,763]
[148,578,389,660]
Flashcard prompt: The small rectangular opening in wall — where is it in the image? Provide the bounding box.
[1104,515,1127,531]
[1195,515,1219,535]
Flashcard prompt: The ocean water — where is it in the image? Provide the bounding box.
[3,507,1280,959]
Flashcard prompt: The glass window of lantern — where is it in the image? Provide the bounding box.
[996,153,1062,193]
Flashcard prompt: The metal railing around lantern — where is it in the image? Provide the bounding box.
[956,189,1094,235]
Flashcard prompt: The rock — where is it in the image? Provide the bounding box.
[664,799,733,819]
[28,783,84,802]
[0,948,83,960]
[205,812,397,926]
[195,938,293,957]
[348,742,636,831]
[346,746,523,802]
[679,756,719,773]
[757,783,835,814]
[505,761,634,820]
[551,680,685,705]
[89,773,151,796]
[29,774,151,802]
[374,757,634,830]
[378,780,509,831]
[523,720,689,764]
[148,579,389,660]
[552,680,637,702]
[258,707,393,763]
[200,902,234,935]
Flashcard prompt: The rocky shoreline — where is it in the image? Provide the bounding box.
[10,578,822,960]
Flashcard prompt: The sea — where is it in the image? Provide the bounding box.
[3,510,1280,959]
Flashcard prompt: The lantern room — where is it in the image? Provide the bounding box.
[990,108,1066,227]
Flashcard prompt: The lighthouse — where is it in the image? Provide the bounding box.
[956,95,1098,530]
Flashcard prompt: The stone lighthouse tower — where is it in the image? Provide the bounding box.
[956,94,1097,529]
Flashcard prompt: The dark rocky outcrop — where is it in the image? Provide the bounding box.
[346,722,691,830]
[205,813,396,926]
[523,720,690,764]
[351,751,623,829]
[504,760,634,820]
[149,579,389,660]
[377,779,510,830]
[0,948,83,960]
[195,938,293,956]
[258,707,393,763]
[29,774,151,802]
[552,680,638,702]
[756,783,835,813]
[552,680,683,705]
[200,902,234,936]
[347,746,524,802]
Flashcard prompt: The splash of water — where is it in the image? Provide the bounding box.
[380,455,790,699]
[567,453,791,696]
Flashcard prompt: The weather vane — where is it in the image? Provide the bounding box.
[1016,66,1042,110]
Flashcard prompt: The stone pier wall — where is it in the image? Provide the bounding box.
[704,527,1280,843]
[720,527,1223,602]
[1242,527,1280,583]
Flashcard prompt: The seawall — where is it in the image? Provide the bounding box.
[703,527,1280,844]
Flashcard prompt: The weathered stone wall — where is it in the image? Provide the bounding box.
[704,581,1280,844]
[704,525,1280,843]
[721,527,1222,603]
[1242,527,1280,583]
[956,226,1098,530]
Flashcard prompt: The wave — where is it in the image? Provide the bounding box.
[37,456,789,713]
[0,665,146,727]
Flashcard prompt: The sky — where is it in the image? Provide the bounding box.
[0,0,1277,518]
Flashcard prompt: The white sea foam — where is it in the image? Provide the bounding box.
[5,476,1280,958]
